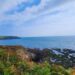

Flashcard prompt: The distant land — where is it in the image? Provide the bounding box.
[0,36,20,40]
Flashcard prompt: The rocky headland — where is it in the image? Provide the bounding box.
[0,36,20,40]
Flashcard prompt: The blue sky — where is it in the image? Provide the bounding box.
[0,0,75,37]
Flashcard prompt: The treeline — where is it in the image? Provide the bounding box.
[27,48,75,68]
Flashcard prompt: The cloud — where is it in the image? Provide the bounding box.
[5,0,41,14]
[0,0,28,13]
[0,0,71,25]
[4,0,71,15]
[0,0,75,36]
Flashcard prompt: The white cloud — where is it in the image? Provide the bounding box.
[0,0,75,36]
[13,0,75,36]
[0,0,28,13]
[13,0,74,26]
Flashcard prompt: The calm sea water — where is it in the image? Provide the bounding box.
[0,36,75,49]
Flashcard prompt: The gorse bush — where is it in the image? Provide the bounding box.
[28,61,51,75]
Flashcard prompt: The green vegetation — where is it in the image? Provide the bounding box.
[0,47,73,75]
[0,36,20,40]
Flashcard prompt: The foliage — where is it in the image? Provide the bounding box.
[0,48,73,75]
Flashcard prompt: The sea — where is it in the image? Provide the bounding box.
[0,36,75,50]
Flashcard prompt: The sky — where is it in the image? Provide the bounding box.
[0,0,75,37]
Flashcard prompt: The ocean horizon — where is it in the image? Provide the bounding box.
[0,36,75,50]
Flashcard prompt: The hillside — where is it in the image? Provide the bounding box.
[0,36,20,40]
[0,46,74,75]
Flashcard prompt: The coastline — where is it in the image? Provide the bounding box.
[0,45,75,67]
[0,45,75,75]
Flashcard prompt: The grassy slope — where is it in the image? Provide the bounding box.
[0,46,73,75]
